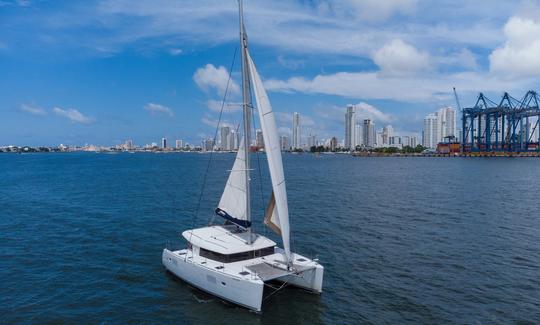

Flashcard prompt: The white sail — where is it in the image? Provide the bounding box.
[216,137,249,227]
[246,50,291,262]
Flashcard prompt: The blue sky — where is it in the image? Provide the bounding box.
[2,0,540,146]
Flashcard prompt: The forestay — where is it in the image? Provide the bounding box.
[246,50,291,263]
[215,138,251,228]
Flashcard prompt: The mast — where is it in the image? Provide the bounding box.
[239,0,252,244]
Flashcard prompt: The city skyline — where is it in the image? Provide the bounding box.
[3,1,540,146]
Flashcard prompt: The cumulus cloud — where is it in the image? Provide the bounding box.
[353,102,393,123]
[489,16,540,77]
[264,70,527,102]
[144,103,174,117]
[193,64,240,96]
[19,104,46,116]
[53,107,94,123]
[436,48,478,70]
[372,39,430,76]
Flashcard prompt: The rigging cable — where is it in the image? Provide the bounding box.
[189,46,238,235]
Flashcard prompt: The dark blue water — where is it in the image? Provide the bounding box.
[1,153,539,323]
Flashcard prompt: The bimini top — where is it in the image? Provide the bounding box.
[182,225,276,255]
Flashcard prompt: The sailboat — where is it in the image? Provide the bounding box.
[162,0,324,312]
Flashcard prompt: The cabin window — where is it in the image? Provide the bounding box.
[199,246,274,263]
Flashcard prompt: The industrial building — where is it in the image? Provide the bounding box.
[461,91,540,153]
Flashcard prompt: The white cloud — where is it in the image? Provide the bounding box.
[193,64,240,97]
[436,48,478,70]
[53,107,94,124]
[18,0,502,64]
[168,48,182,56]
[265,70,530,102]
[490,16,540,77]
[372,39,430,76]
[277,55,305,70]
[206,99,241,113]
[201,114,235,129]
[321,0,417,22]
[315,102,392,124]
[353,102,393,123]
[144,103,174,117]
[19,104,46,116]
[0,0,31,7]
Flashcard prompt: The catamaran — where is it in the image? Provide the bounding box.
[162,0,324,312]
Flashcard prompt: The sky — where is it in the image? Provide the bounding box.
[2,0,540,146]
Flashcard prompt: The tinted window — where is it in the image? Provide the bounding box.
[200,246,275,263]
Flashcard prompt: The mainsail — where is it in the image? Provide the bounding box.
[215,138,251,228]
[246,50,291,262]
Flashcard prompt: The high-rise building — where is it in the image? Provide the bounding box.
[410,136,418,147]
[389,136,402,147]
[423,113,439,149]
[355,124,362,149]
[376,131,383,147]
[402,136,410,147]
[438,107,457,141]
[220,126,230,150]
[344,105,356,150]
[382,125,394,145]
[329,137,338,151]
[161,137,167,149]
[363,119,376,147]
[229,130,239,150]
[292,112,301,150]
[280,135,290,151]
[255,129,264,149]
[125,139,133,150]
[202,138,214,152]
[307,134,316,148]
[175,139,183,149]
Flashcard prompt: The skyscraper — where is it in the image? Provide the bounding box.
[220,126,230,150]
[161,137,167,149]
[255,129,264,149]
[125,139,133,150]
[229,130,238,150]
[292,112,301,150]
[423,113,439,149]
[280,135,290,151]
[307,134,316,148]
[363,119,375,147]
[355,124,362,149]
[329,137,338,151]
[344,105,356,150]
[202,138,214,152]
[402,136,411,147]
[175,139,183,149]
[438,107,457,141]
[410,136,418,147]
[382,125,394,145]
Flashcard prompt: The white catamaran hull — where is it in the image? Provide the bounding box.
[162,246,323,312]
[162,249,265,311]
